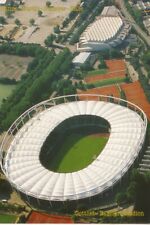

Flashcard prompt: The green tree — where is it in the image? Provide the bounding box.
[55,34,62,43]
[0,179,12,196]
[0,16,6,24]
[54,25,60,34]
[5,10,13,18]
[98,57,107,69]
[38,10,43,17]
[143,51,150,66]
[29,18,35,26]
[127,170,150,221]
[46,1,51,7]
[15,18,21,26]
[115,192,127,205]
[109,49,123,59]
[44,34,54,47]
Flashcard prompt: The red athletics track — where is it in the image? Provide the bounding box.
[27,211,73,223]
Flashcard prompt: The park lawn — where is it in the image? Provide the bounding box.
[0,214,17,223]
[48,134,108,172]
[87,77,126,88]
[0,84,16,105]
[86,68,108,77]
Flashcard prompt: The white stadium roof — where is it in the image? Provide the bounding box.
[77,6,131,51]
[2,97,146,201]
[0,0,7,4]
[80,17,123,43]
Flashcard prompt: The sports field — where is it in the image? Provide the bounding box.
[85,60,126,84]
[86,68,108,76]
[78,81,150,120]
[48,133,108,173]
[0,214,17,223]
[27,211,73,223]
[0,84,16,105]
[86,77,126,88]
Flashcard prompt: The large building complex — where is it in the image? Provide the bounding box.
[77,6,131,51]
[0,95,147,207]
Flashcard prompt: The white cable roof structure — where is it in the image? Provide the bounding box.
[0,0,7,4]
[82,17,123,43]
[77,6,131,51]
[0,95,147,202]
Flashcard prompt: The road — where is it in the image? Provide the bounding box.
[118,0,150,47]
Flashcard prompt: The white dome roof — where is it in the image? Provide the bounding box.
[81,17,123,43]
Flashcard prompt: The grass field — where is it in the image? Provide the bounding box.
[0,214,17,223]
[86,69,108,76]
[48,134,108,173]
[86,77,126,88]
[0,84,16,105]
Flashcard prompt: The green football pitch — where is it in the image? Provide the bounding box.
[48,133,108,173]
[0,214,17,223]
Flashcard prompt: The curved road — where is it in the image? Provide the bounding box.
[118,0,150,47]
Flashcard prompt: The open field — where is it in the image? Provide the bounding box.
[0,214,17,223]
[0,24,17,39]
[121,81,150,120]
[0,54,33,80]
[85,70,126,84]
[86,68,108,76]
[85,59,126,84]
[105,59,126,72]
[0,0,80,45]
[48,133,108,173]
[0,84,16,105]
[87,77,126,88]
[27,211,73,223]
[78,85,120,100]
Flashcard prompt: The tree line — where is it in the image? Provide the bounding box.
[124,0,146,32]
[0,43,74,131]
[116,169,150,223]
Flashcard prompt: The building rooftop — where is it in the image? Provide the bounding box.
[0,0,7,4]
[72,52,91,64]
[80,16,123,43]
[101,5,120,17]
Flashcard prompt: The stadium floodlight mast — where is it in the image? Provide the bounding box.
[0,94,147,206]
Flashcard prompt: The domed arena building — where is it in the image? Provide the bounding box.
[77,6,131,51]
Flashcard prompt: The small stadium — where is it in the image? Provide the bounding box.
[0,94,147,210]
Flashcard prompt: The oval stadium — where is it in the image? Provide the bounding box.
[0,94,147,209]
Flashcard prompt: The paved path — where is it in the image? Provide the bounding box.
[118,0,150,47]
[125,61,139,81]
